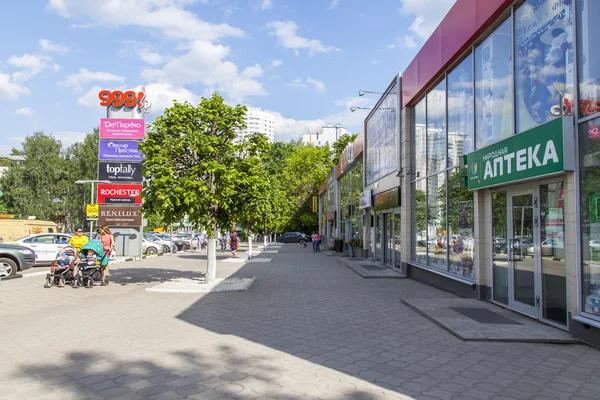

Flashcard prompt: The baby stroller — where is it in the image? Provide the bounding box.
[44,246,78,288]
[76,239,110,288]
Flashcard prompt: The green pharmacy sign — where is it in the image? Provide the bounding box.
[464,117,574,191]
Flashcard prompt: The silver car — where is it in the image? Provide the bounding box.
[143,234,177,253]
[142,239,163,255]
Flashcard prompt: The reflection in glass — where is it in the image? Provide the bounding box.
[540,182,566,326]
[414,180,428,265]
[414,99,427,179]
[394,214,402,271]
[515,0,574,133]
[512,194,535,307]
[447,168,475,280]
[427,172,447,270]
[578,0,600,118]
[493,192,509,305]
[384,214,393,265]
[448,54,474,166]
[579,118,600,318]
[375,212,382,262]
[427,81,446,174]
[475,18,514,149]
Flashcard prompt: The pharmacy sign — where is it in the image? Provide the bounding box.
[464,117,574,191]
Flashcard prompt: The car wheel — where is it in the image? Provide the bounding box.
[183,243,190,251]
[0,257,18,278]
[147,246,158,255]
[162,245,170,253]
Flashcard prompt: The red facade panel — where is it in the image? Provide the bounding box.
[402,0,513,107]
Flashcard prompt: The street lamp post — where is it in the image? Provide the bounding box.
[75,180,111,236]
[350,107,372,112]
[358,90,384,97]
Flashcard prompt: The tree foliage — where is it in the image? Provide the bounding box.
[331,133,358,164]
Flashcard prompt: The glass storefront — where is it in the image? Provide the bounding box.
[339,160,363,243]
[577,0,600,118]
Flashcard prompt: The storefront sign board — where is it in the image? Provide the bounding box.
[99,118,145,139]
[359,190,373,209]
[374,187,400,211]
[98,205,142,226]
[98,162,143,182]
[97,183,142,204]
[99,140,143,161]
[464,117,574,191]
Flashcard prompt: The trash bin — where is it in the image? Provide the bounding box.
[334,239,344,253]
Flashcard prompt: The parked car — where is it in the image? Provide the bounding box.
[277,232,302,243]
[144,234,177,253]
[0,243,36,277]
[11,233,72,264]
[526,237,564,258]
[142,239,163,255]
[172,234,197,251]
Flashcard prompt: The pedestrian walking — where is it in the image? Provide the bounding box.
[313,232,321,252]
[300,232,307,248]
[69,227,89,280]
[99,225,114,280]
[230,231,239,256]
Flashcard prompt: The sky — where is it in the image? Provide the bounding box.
[0,0,457,152]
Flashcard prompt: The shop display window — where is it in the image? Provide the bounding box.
[427,172,447,270]
[448,54,474,167]
[414,99,427,178]
[578,0,600,119]
[447,168,475,279]
[515,0,574,133]
[413,179,428,265]
[475,17,514,149]
[427,81,446,174]
[580,117,600,319]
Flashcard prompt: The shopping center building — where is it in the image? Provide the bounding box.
[319,0,600,346]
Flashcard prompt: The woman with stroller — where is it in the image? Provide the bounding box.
[68,228,88,280]
[99,225,114,280]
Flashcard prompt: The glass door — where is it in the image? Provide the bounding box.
[492,192,509,305]
[508,192,539,318]
[375,212,382,262]
[393,213,403,273]
[384,214,393,265]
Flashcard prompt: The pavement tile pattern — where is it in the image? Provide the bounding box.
[337,257,406,279]
[0,243,599,400]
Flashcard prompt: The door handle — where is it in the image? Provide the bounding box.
[508,238,513,261]
[534,216,539,228]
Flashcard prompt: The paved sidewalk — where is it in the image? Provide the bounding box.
[337,257,405,278]
[1,243,600,399]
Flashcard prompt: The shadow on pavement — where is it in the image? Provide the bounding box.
[13,347,383,399]
[109,268,206,285]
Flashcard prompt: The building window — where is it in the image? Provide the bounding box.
[414,99,426,179]
[580,116,600,319]
[427,172,447,270]
[515,0,574,133]
[414,179,427,265]
[448,53,474,167]
[578,0,600,118]
[427,80,446,174]
[475,17,514,149]
[447,168,475,279]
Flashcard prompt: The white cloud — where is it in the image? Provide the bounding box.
[260,0,273,10]
[270,59,283,68]
[60,68,125,92]
[286,78,326,93]
[39,39,70,55]
[0,73,31,100]
[15,107,32,117]
[55,131,88,147]
[398,0,457,40]
[266,20,341,56]
[329,0,340,10]
[7,54,53,81]
[137,47,164,65]
[387,34,417,49]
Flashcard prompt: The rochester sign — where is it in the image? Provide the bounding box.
[98,162,142,182]
[464,117,574,191]
[97,183,142,204]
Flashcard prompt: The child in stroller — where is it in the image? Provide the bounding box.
[77,239,110,288]
[44,246,78,288]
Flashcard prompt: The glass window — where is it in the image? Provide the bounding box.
[515,0,574,133]
[414,179,428,265]
[580,117,600,319]
[427,172,447,270]
[448,54,474,166]
[427,81,447,174]
[414,99,427,179]
[447,168,475,279]
[578,0,600,118]
[475,17,514,149]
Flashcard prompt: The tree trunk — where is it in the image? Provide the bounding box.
[206,225,217,283]
[248,234,253,260]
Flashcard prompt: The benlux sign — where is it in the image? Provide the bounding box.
[464,117,574,190]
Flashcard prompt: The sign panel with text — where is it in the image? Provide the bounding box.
[98,205,142,226]
[98,162,143,182]
[99,118,145,139]
[97,183,142,205]
[98,140,143,161]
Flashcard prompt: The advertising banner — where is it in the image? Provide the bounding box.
[86,204,99,219]
[98,205,142,226]
[464,117,574,190]
[97,183,142,204]
[359,190,373,209]
[98,162,143,182]
[374,187,400,211]
[99,118,145,139]
[99,140,143,161]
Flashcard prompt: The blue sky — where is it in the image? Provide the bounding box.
[0,0,456,151]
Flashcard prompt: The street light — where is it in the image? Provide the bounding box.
[358,90,384,97]
[75,180,111,235]
[350,107,372,112]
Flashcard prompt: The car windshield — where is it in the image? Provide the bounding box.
[14,235,32,242]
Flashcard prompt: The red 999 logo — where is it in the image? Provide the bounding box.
[98,90,146,108]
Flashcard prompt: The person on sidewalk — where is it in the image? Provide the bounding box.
[300,232,307,248]
[313,232,321,252]
[99,225,114,280]
[230,231,239,256]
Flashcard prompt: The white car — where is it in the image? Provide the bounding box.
[11,233,72,264]
[144,234,177,253]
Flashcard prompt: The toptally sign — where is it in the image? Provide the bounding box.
[99,118,145,139]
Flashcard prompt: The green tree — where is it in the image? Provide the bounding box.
[331,133,358,164]
[141,93,273,281]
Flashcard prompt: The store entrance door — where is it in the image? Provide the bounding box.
[507,191,539,319]
[383,213,393,266]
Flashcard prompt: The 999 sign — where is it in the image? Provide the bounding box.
[98,90,145,108]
